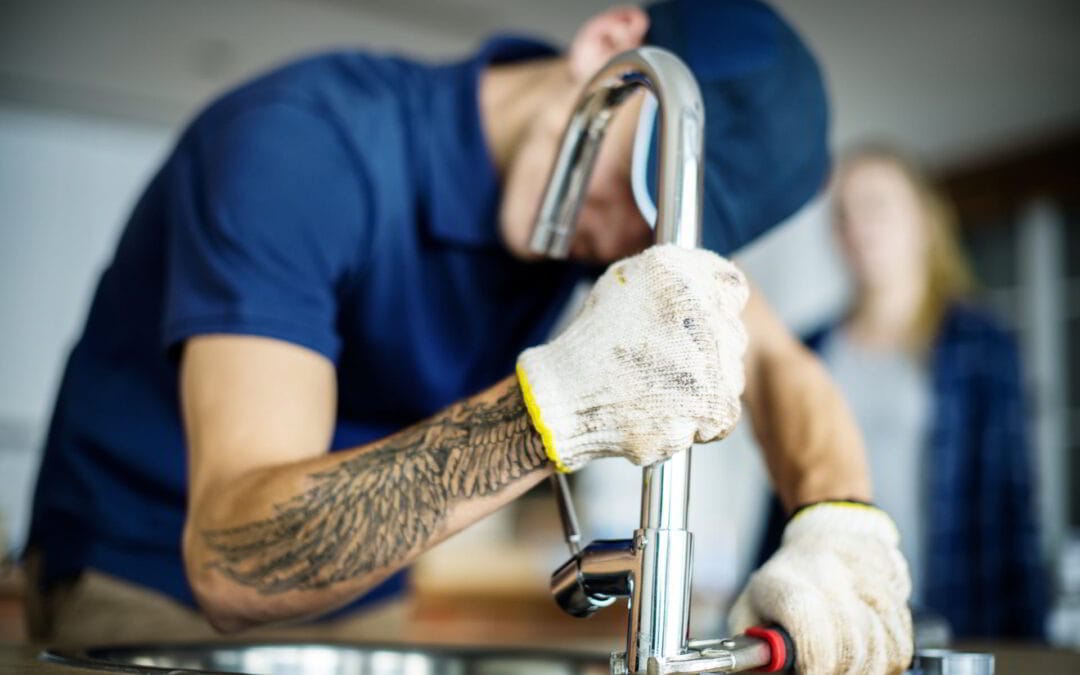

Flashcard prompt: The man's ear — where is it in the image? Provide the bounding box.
[568,6,649,82]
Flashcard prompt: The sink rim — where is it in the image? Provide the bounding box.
[40,640,612,675]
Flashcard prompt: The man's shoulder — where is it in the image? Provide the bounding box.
[233,50,420,101]
[187,49,425,149]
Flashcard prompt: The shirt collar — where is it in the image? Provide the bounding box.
[421,34,558,248]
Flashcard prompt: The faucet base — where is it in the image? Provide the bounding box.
[612,631,785,675]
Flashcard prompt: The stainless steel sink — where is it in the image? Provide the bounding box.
[40,643,1003,675]
[40,643,612,675]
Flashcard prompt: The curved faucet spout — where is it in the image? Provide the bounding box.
[527,47,705,258]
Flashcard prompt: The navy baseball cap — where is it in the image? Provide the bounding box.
[633,0,830,255]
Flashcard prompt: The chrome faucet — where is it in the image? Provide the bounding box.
[530,47,790,675]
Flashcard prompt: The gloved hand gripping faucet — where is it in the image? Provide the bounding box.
[517,244,748,472]
[730,502,914,674]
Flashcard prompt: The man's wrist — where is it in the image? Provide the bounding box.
[789,498,874,521]
[782,458,872,515]
[515,364,570,473]
[784,501,900,546]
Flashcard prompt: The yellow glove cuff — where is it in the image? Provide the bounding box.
[788,500,901,543]
[516,363,570,474]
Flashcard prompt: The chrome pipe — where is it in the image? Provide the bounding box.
[532,46,704,675]
[631,454,694,672]
[640,453,692,531]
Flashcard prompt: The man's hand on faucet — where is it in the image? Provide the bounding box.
[729,281,915,674]
[516,243,749,473]
[729,502,914,675]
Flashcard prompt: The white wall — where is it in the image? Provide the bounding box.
[5,0,1079,161]
[771,0,1080,166]
[0,0,480,125]
[0,104,172,553]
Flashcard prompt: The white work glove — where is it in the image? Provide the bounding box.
[516,243,748,472]
[729,502,914,675]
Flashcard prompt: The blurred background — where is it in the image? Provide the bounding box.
[1,0,1078,649]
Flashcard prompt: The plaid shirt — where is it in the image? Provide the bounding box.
[758,303,1047,639]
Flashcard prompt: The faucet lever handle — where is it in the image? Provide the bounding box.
[550,473,583,556]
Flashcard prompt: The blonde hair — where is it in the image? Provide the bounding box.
[838,143,976,350]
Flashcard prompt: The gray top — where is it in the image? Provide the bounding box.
[821,328,931,604]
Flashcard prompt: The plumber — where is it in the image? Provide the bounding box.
[26,1,911,672]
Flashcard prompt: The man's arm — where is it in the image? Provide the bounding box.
[181,335,550,632]
[740,285,872,512]
[732,287,913,675]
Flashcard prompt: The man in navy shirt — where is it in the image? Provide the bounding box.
[28,1,913,671]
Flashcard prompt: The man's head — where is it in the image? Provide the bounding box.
[489,0,830,266]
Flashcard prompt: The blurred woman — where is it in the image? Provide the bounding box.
[758,143,1046,639]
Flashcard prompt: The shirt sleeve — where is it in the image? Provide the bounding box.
[162,101,369,362]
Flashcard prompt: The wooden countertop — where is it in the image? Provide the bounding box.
[952,642,1080,673]
[0,645,97,674]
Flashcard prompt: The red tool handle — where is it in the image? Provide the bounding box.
[744,625,796,673]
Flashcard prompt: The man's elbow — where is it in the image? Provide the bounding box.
[182,528,260,633]
[188,573,259,633]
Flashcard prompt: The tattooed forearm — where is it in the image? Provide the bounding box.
[200,384,547,594]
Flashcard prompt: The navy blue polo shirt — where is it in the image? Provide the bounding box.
[28,36,586,612]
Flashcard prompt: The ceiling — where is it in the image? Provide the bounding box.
[1,0,1078,166]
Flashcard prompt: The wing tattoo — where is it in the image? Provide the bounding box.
[200,386,547,594]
